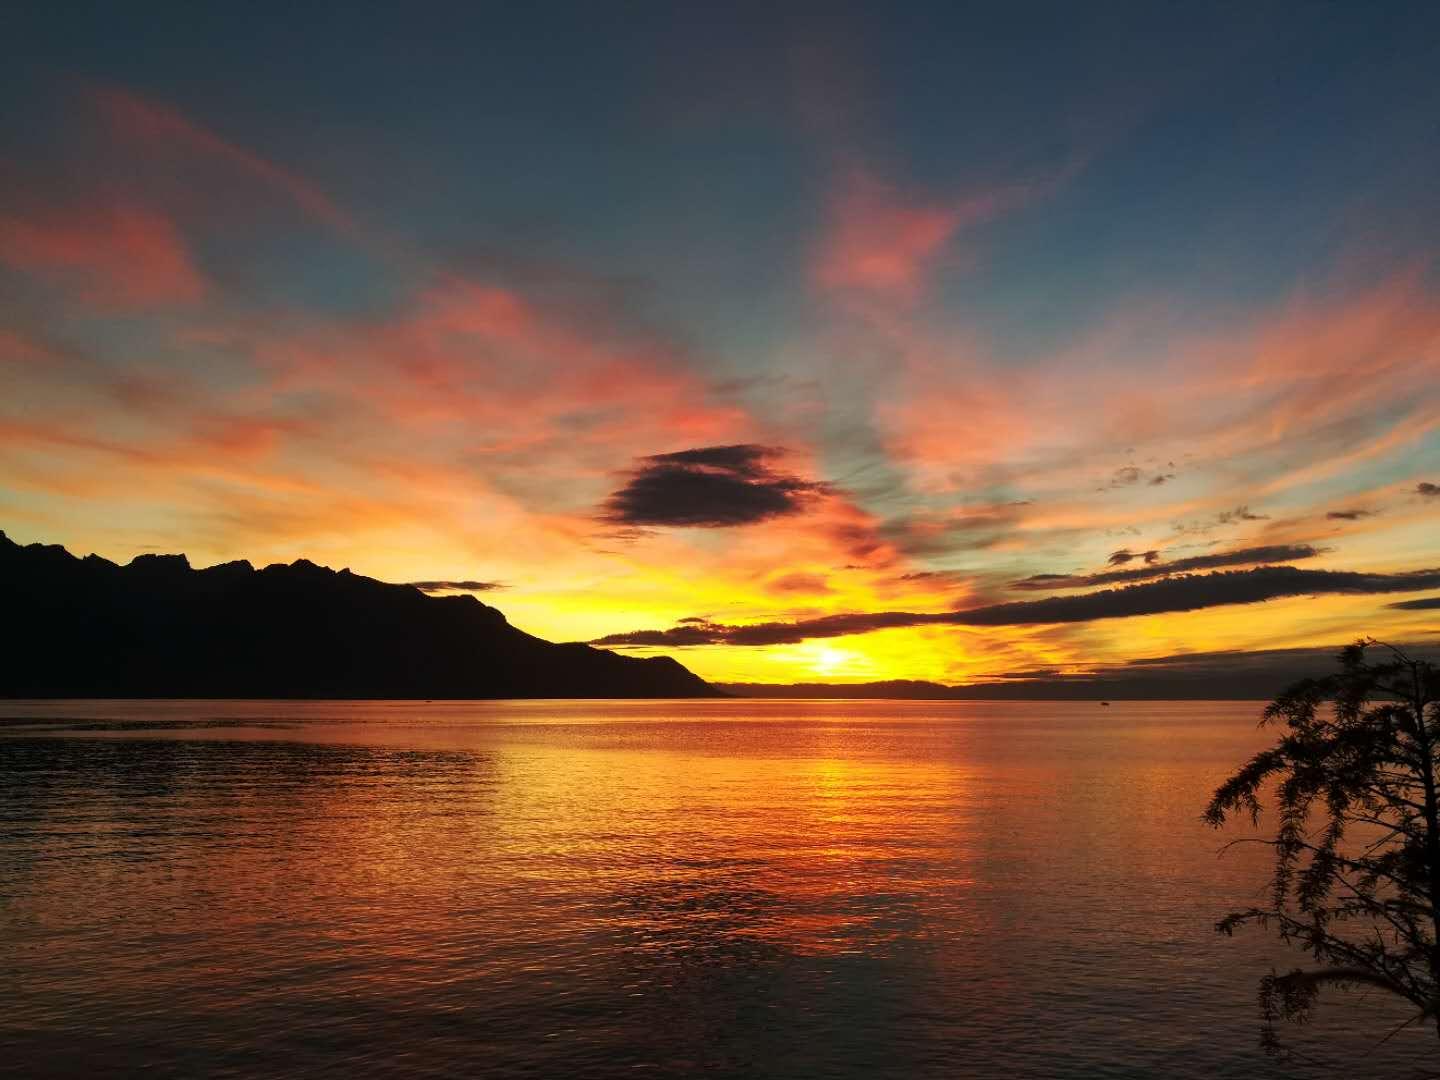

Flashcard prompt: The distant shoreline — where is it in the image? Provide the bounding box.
[724,686,1275,701]
[0,694,1270,704]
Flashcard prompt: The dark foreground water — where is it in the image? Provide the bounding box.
[0,700,1432,1078]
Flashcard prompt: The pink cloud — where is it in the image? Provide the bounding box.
[874,272,1440,526]
[0,330,60,366]
[91,86,356,235]
[248,277,754,461]
[811,156,1085,309]
[0,205,205,309]
[812,172,992,304]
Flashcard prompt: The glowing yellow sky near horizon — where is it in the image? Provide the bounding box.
[6,515,1436,686]
[2,85,1438,685]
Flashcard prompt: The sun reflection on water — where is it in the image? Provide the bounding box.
[0,699,1429,1077]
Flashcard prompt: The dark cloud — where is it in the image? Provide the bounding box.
[1216,505,1268,524]
[1172,505,1271,537]
[899,570,966,584]
[1417,482,1439,497]
[407,579,505,593]
[1011,543,1323,591]
[1326,508,1377,521]
[639,445,769,469]
[601,444,827,528]
[1100,465,1173,490]
[594,622,730,647]
[593,565,1440,648]
[1107,548,1160,566]
[593,612,926,648]
[1106,466,1143,488]
[1010,572,1075,588]
[1390,596,1440,610]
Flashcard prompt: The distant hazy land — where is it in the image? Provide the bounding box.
[721,640,1440,700]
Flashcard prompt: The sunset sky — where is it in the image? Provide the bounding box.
[3,3,1438,684]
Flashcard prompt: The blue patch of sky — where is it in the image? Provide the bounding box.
[7,2,1438,370]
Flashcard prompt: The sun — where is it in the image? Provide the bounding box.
[804,643,860,678]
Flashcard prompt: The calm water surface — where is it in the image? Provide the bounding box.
[0,700,1431,1078]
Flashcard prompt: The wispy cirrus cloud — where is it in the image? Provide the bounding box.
[875,275,1440,510]
[812,171,983,304]
[91,85,358,235]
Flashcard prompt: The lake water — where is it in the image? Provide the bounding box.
[1,700,1431,1078]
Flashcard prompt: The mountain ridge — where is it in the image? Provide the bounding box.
[0,531,718,699]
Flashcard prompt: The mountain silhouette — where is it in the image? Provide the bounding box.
[0,531,717,699]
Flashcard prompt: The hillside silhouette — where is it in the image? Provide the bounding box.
[0,532,717,699]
